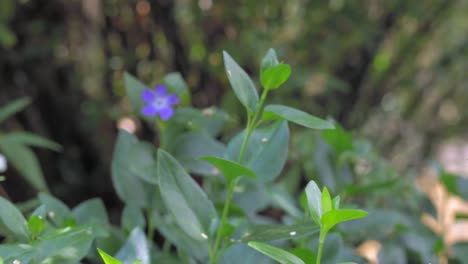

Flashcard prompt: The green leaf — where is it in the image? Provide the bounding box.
[173,107,227,137]
[321,209,368,233]
[121,205,146,233]
[260,64,291,90]
[111,130,149,208]
[223,51,259,112]
[241,222,319,242]
[0,196,29,242]
[128,141,158,184]
[248,241,305,264]
[0,132,61,151]
[262,105,334,130]
[72,198,109,237]
[321,187,332,214]
[98,248,123,264]
[0,97,30,123]
[124,72,146,117]
[162,72,191,106]
[332,196,340,210]
[226,121,289,182]
[115,228,149,264]
[219,244,272,264]
[441,171,458,196]
[0,140,48,191]
[260,48,280,74]
[34,226,94,263]
[174,132,226,176]
[39,193,73,227]
[290,248,316,263]
[322,123,353,154]
[201,156,256,183]
[305,180,322,225]
[27,215,44,238]
[157,149,218,241]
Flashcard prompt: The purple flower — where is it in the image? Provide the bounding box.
[141,84,179,120]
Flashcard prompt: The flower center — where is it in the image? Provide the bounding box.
[153,98,167,109]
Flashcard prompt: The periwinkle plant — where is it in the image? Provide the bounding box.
[100,48,367,264]
[0,48,368,264]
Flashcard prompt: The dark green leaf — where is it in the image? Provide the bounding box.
[219,244,272,264]
[174,132,226,176]
[0,196,29,242]
[260,64,291,90]
[111,130,149,208]
[121,205,146,233]
[163,72,191,106]
[223,51,259,112]
[128,141,158,184]
[0,97,31,123]
[262,105,334,130]
[201,156,256,183]
[322,123,353,154]
[115,228,149,264]
[0,132,61,151]
[241,222,319,242]
[157,149,218,241]
[0,140,48,191]
[72,198,109,237]
[248,241,305,264]
[124,72,147,117]
[39,193,73,227]
[226,121,289,182]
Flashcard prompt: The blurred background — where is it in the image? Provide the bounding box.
[0,0,467,219]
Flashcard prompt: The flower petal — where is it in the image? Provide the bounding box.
[141,89,155,103]
[141,105,159,117]
[154,84,167,96]
[158,107,174,121]
[167,94,179,105]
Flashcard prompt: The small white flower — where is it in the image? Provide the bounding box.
[0,153,7,173]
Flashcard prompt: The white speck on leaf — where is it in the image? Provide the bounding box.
[289,231,296,236]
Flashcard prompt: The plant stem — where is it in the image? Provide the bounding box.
[316,230,326,264]
[210,89,269,263]
[210,178,238,264]
[146,209,155,242]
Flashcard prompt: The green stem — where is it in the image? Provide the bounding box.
[210,179,238,264]
[316,230,326,264]
[147,209,155,242]
[210,89,269,263]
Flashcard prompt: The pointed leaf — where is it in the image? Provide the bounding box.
[223,51,259,112]
[98,248,123,264]
[248,241,305,264]
[1,132,61,151]
[0,196,29,242]
[158,149,217,241]
[39,192,73,227]
[260,64,291,90]
[263,105,334,130]
[162,72,191,106]
[305,180,322,225]
[124,72,146,116]
[27,215,44,238]
[321,187,332,214]
[260,48,280,74]
[174,132,226,176]
[201,156,256,183]
[128,141,158,184]
[0,97,31,123]
[115,228,149,264]
[226,121,289,182]
[321,209,368,233]
[241,222,319,242]
[0,140,48,191]
[111,130,149,208]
